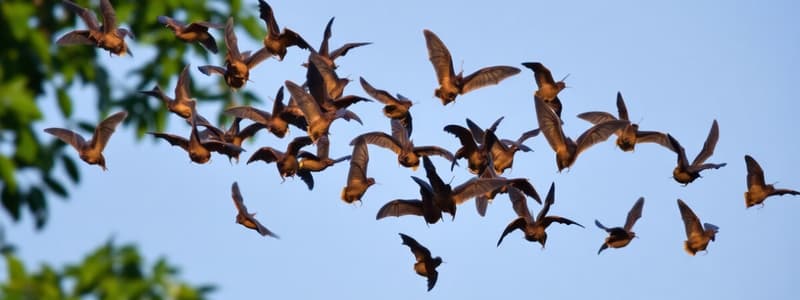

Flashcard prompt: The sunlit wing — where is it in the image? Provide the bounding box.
[677,199,702,239]
[460,66,520,95]
[44,128,87,151]
[62,0,100,30]
[90,111,128,152]
[635,131,673,151]
[534,96,568,153]
[691,119,720,167]
[576,111,618,125]
[356,132,402,154]
[423,30,455,88]
[99,0,118,34]
[451,178,508,204]
[573,120,628,157]
[521,62,556,88]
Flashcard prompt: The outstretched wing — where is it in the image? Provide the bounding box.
[280,28,311,50]
[44,128,87,151]
[516,128,540,146]
[286,136,313,156]
[148,132,189,151]
[297,170,314,190]
[197,65,226,76]
[413,146,456,163]
[534,96,568,154]
[506,179,541,205]
[245,47,272,69]
[451,178,508,204]
[225,106,273,126]
[258,0,280,39]
[667,134,690,169]
[233,183,279,239]
[330,42,372,61]
[769,189,800,197]
[497,217,526,247]
[423,30,455,89]
[677,199,703,240]
[389,118,411,149]
[346,138,370,186]
[157,16,184,33]
[174,64,192,104]
[460,66,521,95]
[521,62,555,89]
[624,197,645,232]
[635,131,674,151]
[508,187,533,223]
[317,17,334,55]
[376,200,424,219]
[314,135,331,159]
[421,156,447,195]
[744,155,766,188]
[399,233,431,261]
[443,124,479,156]
[465,118,486,144]
[202,140,245,157]
[223,17,241,60]
[426,269,438,292]
[308,52,345,103]
[285,80,323,125]
[56,30,94,45]
[573,120,628,157]
[99,0,118,34]
[541,216,583,228]
[62,0,100,31]
[594,219,611,232]
[360,76,399,105]
[576,111,618,125]
[535,182,556,222]
[90,111,128,152]
[247,147,281,164]
[615,92,630,121]
[691,119,720,167]
[353,132,402,154]
[231,181,248,215]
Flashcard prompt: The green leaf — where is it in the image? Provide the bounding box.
[78,121,96,134]
[0,155,17,192]
[43,176,69,198]
[57,89,73,118]
[61,154,81,184]
[26,187,48,229]
[0,186,21,221]
[14,128,39,165]
[35,265,64,299]
[240,18,265,43]
[5,253,27,281]
[1,3,35,40]
[0,77,40,127]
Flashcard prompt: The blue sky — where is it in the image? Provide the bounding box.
[5,0,800,298]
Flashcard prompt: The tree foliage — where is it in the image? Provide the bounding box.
[1,241,214,300]
[0,0,261,229]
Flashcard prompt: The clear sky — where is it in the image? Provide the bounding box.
[5,0,800,299]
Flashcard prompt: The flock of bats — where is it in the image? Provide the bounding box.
[43,0,798,291]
